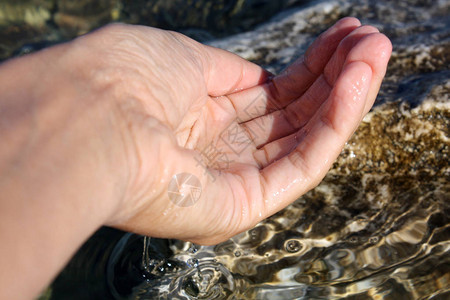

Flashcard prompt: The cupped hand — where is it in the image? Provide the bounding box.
[76,18,391,244]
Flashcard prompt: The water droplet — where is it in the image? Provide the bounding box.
[187,258,199,268]
[369,236,379,244]
[349,236,359,244]
[285,239,302,253]
[189,245,198,253]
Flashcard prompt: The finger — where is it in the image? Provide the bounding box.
[253,32,391,169]
[268,17,363,107]
[222,17,361,122]
[259,61,372,217]
[252,129,298,168]
[240,26,379,147]
[282,30,391,134]
[323,25,379,85]
[202,45,272,97]
[343,33,392,115]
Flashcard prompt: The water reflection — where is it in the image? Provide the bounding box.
[101,180,448,299]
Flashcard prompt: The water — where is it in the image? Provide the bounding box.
[1,0,447,299]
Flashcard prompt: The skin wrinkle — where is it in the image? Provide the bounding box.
[231,170,257,235]
[178,93,211,148]
[141,80,172,129]
[221,173,245,240]
[143,128,173,205]
[96,40,176,129]
[266,76,284,108]
[255,132,289,167]
[281,102,306,132]
[224,94,239,119]
[249,168,267,228]
[168,31,206,76]
[236,91,270,124]
[134,32,201,130]
[239,121,259,149]
[200,47,252,99]
[286,105,308,130]
[183,118,199,148]
[104,106,136,219]
[271,117,314,164]
[251,146,265,169]
[288,146,312,188]
[255,113,280,146]
[322,68,335,89]
[228,59,246,95]
[111,106,150,221]
[174,107,200,147]
[187,173,228,244]
[303,54,322,78]
[319,109,339,137]
[243,106,285,148]
[258,169,269,216]
[261,145,272,167]
[239,107,272,146]
[201,46,214,95]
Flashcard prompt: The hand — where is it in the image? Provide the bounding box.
[69,17,390,244]
[0,17,391,299]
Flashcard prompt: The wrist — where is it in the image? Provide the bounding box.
[1,42,126,219]
[0,43,129,298]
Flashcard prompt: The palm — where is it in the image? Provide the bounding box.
[113,18,391,245]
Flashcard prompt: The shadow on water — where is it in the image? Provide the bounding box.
[1,0,447,299]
